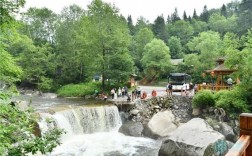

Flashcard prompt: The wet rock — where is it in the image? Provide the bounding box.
[192,108,200,116]
[130,109,140,116]
[119,121,143,137]
[159,118,228,156]
[15,100,29,111]
[220,122,236,142]
[143,110,177,139]
[33,122,42,137]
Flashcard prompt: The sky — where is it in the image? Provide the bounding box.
[22,0,235,23]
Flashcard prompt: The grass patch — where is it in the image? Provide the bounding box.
[57,82,101,97]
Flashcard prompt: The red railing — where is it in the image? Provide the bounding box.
[198,84,230,91]
[225,113,252,156]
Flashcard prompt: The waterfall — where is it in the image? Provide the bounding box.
[39,105,122,135]
[39,104,161,156]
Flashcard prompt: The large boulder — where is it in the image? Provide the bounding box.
[119,121,143,137]
[159,118,228,156]
[219,122,237,142]
[15,100,29,111]
[143,110,178,139]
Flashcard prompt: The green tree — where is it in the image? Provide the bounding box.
[18,40,55,91]
[0,0,25,25]
[200,5,210,22]
[0,104,63,155]
[167,15,172,24]
[190,18,208,35]
[107,52,134,82]
[168,20,194,46]
[21,7,57,45]
[220,4,228,18]
[183,54,203,83]
[55,5,86,84]
[152,15,168,43]
[208,13,238,35]
[226,1,240,16]
[238,0,252,35]
[127,15,135,35]
[131,28,154,72]
[85,0,133,90]
[141,39,172,81]
[0,1,63,155]
[223,32,240,50]
[187,31,222,69]
[183,11,188,21]
[0,48,22,83]
[224,29,252,111]
[167,36,183,59]
[192,9,199,19]
[170,8,181,23]
[135,16,151,32]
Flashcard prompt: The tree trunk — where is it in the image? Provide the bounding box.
[102,46,105,91]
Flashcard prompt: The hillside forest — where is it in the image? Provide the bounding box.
[1,0,252,110]
[1,0,252,154]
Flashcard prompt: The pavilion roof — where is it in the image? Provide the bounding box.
[205,63,236,74]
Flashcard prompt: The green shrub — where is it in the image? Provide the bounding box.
[0,101,63,155]
[214,88,249,118]
[57,82,101,97]
[192,90,215,109]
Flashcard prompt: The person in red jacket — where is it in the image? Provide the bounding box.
[152,90,157,97]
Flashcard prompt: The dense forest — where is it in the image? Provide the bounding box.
[1,0,252,154]
[1,0,252,90]
[1,0,252,108]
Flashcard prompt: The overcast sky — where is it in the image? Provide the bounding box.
[22,0,236,23]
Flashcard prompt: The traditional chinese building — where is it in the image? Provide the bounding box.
[202,58,236,91]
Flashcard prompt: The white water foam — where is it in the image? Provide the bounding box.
[48,132,161,156]
[39,105,161,156]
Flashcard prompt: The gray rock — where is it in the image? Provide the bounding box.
[15,100,29,111]
[159,118,228,156]
[192,108,200,116]
[130,109,140,115]
[143,110,177,139]
[220,122,236,142]
[119,121,143,137]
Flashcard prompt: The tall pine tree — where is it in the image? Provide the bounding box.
[192,9,199,19]
[238,0,252,35]
[127,15,135,35]
[200,5,210,22]
[183,11,188,21]
[171,8,181,23]
[220,4,228,18]
[152,15,168,43]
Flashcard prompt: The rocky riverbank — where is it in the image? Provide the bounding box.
[116,95,239,156]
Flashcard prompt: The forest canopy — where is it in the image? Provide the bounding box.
[1,0,252,93]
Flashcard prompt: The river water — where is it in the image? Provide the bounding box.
[13,94,161,156]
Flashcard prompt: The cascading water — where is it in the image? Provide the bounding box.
[39,105,161,156]
[40,105,122,136]
[11,94,161,156]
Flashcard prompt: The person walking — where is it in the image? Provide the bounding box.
[118,87,122,97]
[110,88,115,99]
[122,87,125,97]
[227,77,233,90]
[152,90,157,97]
[168,83,173,97]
